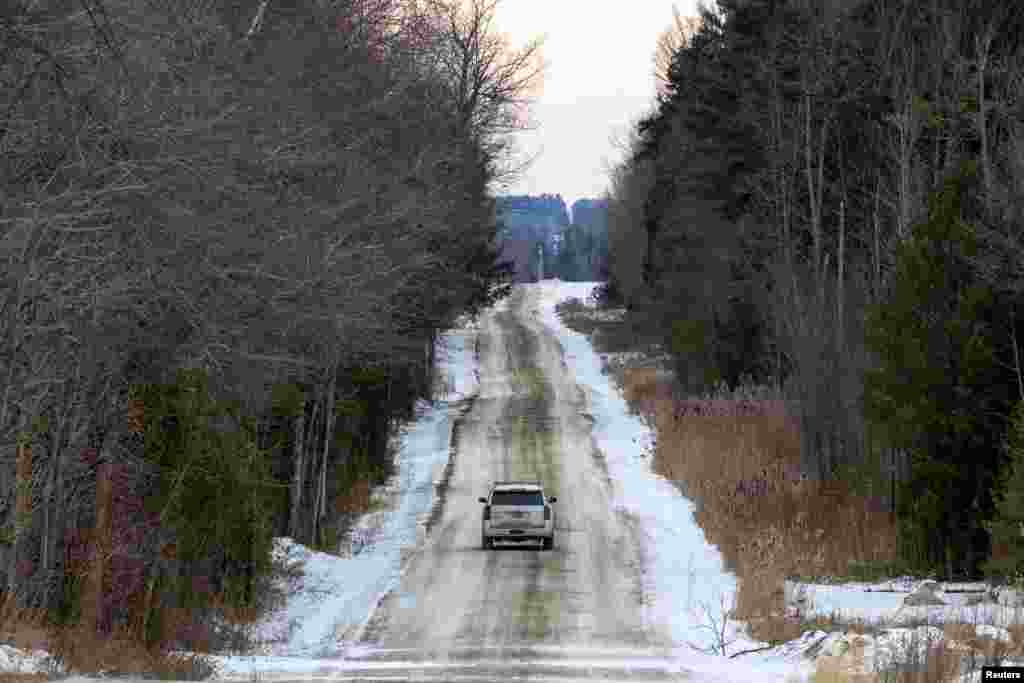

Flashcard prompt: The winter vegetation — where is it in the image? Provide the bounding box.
[602,0,1024,584]
[556,286,1024,682]
[0,0,539,674]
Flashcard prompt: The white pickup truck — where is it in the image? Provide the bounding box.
[479,481,557,550]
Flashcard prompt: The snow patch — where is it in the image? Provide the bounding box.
[534,281,805,681]
[0,644,54,674]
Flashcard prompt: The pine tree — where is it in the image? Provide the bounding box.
[863,162,1013,577]
[138,369,277,611]
[984,400,1024,585]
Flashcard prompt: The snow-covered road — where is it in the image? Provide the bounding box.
[60,281,804,683]
[211,282,805,682]
[342,283,675,673]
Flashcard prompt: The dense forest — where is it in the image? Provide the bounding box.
[0,0,537,654]
[604,0,1024,581]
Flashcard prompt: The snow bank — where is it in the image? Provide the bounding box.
[0,644,54,675]
[787,579,1024,629]
[537,280,1024,681]
[534,280,809,681]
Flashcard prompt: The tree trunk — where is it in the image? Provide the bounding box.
[1012,308,1023,402]
[83,462,113,635]
[890,446,897,522]
[816,117,828,284]
[303,397,322,543]
[893,96,922,240]
[318,450,327,546]
[0,358,16,440]
[425,331,436,395]
[373,400,389,465]
[945,516,955,580]
[313,368,337,547]
[873,174,881,300]
[838,197,845,355]
[288,405,306,540]
[976,30,992,213]
[142,564,160,645]
[804,88,821,283]
[10,420,32,604]
[42,398,71,610]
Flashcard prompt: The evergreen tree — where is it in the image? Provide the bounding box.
[984,400,1024,585]
[633,0,777,393]
[863,163,1014,578]
[138,369,277,611]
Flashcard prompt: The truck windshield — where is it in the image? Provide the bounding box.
[491,491,544,506]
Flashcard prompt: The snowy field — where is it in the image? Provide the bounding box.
[12,280,1024,682]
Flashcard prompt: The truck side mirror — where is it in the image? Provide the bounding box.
[548,497,557,503]
[478,497,487,503]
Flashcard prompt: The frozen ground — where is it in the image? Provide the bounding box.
[10,281,1024,683]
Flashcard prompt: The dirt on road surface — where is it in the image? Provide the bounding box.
[333,286,686,681]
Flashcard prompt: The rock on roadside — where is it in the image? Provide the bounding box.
[903,580,946,607]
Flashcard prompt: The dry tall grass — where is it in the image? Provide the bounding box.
[45,620,212,680]
[0,596,48,653]
[0,597,55,682]
[619,366,897,644]
[0,594,214,681]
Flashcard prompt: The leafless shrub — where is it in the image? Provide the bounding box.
[688,591,740,657]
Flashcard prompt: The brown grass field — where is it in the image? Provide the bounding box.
[616,365,898,644]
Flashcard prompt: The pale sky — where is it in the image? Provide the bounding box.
[493,1,701,209]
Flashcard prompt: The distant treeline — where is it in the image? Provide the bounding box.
[497,195,609,282]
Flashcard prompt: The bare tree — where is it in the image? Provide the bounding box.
[417,0,544,186]
[653,5,701,97]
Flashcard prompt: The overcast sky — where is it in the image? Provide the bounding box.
[493,1,701,209]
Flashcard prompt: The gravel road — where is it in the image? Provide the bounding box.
[333,286,686,681]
